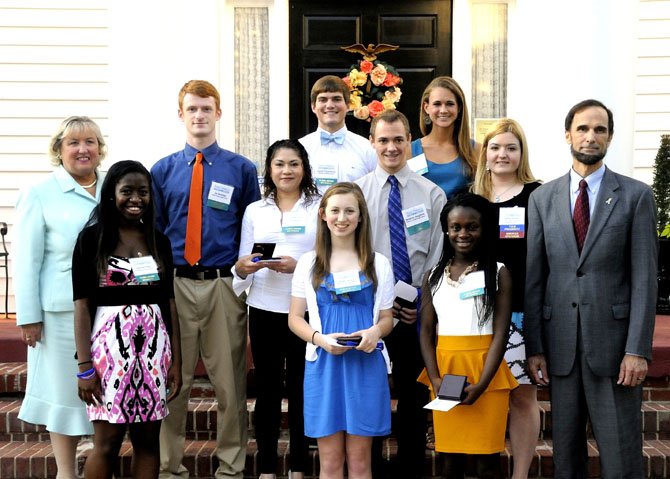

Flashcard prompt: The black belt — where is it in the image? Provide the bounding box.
[175,265,233,280]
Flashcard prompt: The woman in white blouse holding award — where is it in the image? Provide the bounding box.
[233,139,320,479]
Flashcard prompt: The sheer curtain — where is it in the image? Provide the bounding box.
[235,7,269,170]
[471,2,508,120]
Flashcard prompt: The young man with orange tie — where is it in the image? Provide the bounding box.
[151,80,260,479]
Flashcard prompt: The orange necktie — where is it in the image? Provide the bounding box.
[184,152,203,265]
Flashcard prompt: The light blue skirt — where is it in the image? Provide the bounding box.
[19,310,93,435]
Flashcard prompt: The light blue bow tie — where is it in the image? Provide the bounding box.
[320,131,345,145]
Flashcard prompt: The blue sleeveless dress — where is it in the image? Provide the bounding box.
[303,273,391,438]
[410,138,471,197]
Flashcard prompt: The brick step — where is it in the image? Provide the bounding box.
[5,361,670,401]
[0,438,668,478]
[4,391,670,443]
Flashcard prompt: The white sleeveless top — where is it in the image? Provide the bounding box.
[431,263,503,336]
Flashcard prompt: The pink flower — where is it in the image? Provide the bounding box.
[370,64,387,86]
[360,60,374,74]
[368,100,385,117]
[354,106,370,120]
[384,88,402,104]
[342,76,351,89]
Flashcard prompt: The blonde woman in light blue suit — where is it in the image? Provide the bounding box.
[13,116,106,479]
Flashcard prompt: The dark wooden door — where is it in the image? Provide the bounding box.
[289,0,453,140]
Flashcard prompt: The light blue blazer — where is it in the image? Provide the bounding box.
[13,166,103,325]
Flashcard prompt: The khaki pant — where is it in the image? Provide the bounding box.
[159,276,248,479]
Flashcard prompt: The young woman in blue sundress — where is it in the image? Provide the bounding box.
[289,182,394,479]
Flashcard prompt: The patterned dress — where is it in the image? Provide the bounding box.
[87,256,172,423]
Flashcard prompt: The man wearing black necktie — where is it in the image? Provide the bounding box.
[524,99,658,478]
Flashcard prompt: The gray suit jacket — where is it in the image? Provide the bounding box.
[524,167,658,377]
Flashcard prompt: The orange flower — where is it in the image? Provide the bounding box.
[382,73,401,87]
[360,60,374,74]
[342,76,351,89]
[368,100,385,118]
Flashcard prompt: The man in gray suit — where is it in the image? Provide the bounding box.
[525,99,658,478]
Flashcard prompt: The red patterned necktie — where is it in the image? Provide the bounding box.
[573,179,590,254]
[184,152,203,265]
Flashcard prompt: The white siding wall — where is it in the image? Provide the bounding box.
[635,0,670,185]
[0,0,667,314]
[0,1,110,313]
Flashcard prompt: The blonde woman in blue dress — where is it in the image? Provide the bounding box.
[289,182,394,479]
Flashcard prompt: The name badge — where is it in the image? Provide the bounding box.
[459,270,485,299]
[207,182,234,211]
[315,160,338,186]
[402,204,431,235]
[332,270,362,294]
[499,207,525,239]
[282,211,306,234]
[129,256,160,283]
[407,153,429,175]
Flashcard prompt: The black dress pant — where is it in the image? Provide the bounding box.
[249,306,309,473]
[372,320,428,479]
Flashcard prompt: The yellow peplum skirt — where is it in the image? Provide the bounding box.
[418,334,518,454]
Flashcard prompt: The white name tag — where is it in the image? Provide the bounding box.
[459,270,485,299]
[129,256,160,283]
[499,207,525,239]
[282,211,306,234]
[315,160,338,186]
[402,204,431,235]
[407,153,429,175]
[332,270,362,294]
[207,182,234,210]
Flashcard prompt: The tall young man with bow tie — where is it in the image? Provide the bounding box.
[151,80,260,479]
[299,75,377,194]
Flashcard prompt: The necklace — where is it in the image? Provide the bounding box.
[444,259,478,287]
[493,183,519,203]
[81,178,97,189]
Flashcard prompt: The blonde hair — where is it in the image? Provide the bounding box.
[312,183,377,291]
[472,118,538,199]
[419,76,476,178]
[48,116,107,166]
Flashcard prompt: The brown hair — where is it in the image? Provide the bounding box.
[48,116,107,166]
[178,80,221,111]
[370,109,411,139]
[312,182,377,291]
[419,76,476,177]
[471,118,538,199]
[310,75,350,107]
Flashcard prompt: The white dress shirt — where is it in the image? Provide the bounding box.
[299,125,377,195]
[232,193,320,313]
[356,164,446,288]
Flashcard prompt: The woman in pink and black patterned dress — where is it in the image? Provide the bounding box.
[73,160,182,479]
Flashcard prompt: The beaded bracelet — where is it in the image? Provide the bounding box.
[76,367,96,380]
[311,330,319,345]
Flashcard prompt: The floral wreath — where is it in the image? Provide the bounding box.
[341,43,403,122]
